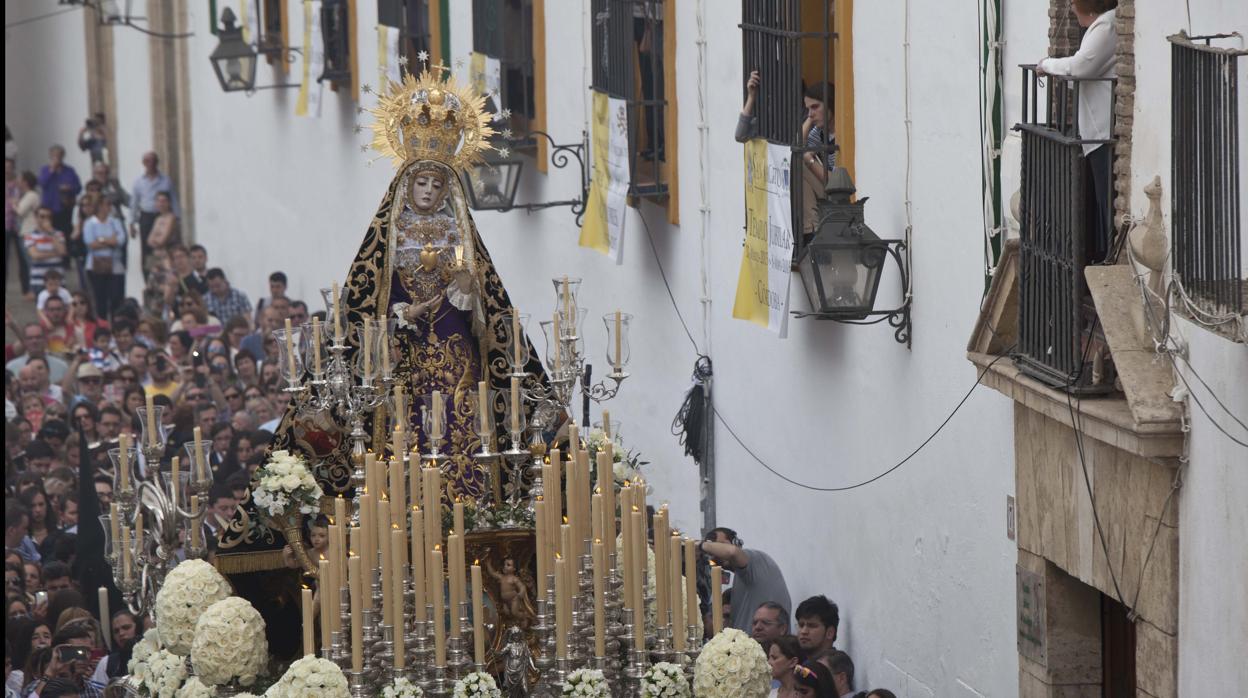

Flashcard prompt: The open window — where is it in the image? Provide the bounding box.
[740,0,854,247]
[378,0,446,78]
[589,0,677,208]
[320,0,358,97]
[472,0,539,133]
[257,0,289,69]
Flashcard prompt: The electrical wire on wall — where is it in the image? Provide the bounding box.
[978,0,1005,285]
[901,0,915,331]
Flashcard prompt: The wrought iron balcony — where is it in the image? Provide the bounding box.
[1013,65,1117,392]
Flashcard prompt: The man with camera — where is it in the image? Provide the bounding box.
[698,526,792,634]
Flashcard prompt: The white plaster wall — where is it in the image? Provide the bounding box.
[6,1,1031,693]
[1173,317,1248,692]
[4,3,92,177]
[1130,2,1248,694]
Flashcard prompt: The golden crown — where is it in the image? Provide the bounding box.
[367,66,495,172]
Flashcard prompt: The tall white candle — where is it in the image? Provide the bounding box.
[98,587,111,650]
[614,310,622,370]
[332,282,342,345]
[284,318,297,379]
[512,311,522,368]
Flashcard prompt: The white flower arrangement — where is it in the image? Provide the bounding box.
[560,668,611,697]
[252,450,324,517]
[267,656,349,698]
[190,597,269,687]
[383,676,425,698]
[128,627,162,676]
[155,560,234,656]
[692,628,771,698]
[452,671,501,698]
[643,662,691,698]
[585,428,649,488]
[134,648,189,698]
[176,677,217,698]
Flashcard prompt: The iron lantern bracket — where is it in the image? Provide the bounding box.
[792,238,913,347]
[493,130,590,227]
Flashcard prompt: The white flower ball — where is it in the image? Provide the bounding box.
[191,597,268,687]
[155,560,233,655]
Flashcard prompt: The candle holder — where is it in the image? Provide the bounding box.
[380,624,396,687]
[428,666,449,698]
[448,602,472,679]
[107,445,139,519]
[348,671,369,698]
[532,593,555,691]
[136,405,168,458]
[285,310,394,520]
[524,441,548,516]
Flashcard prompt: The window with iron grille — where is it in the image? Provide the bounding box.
[379,0,434,77]
[589,0,668,198]
[472,0,536,122]
[739,0,837,253]
[258,0,287,60]
[1169,33,1245,321]
[320,0,353,85]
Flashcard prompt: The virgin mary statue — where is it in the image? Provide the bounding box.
[215,68,546,615]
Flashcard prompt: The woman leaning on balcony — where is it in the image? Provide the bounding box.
[1036,0,1118,262]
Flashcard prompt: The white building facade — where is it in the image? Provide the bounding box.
[6,0,1243,694]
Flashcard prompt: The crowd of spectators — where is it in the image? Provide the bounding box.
[5,138,305,697]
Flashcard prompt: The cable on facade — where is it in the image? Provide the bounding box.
[5,6,82,29]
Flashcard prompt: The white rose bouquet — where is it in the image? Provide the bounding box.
[128,627,162,677]
[154,560,234,655]
[267,656,349,698]
[190,597,269,687]
[252,450,323,517]
[560,668,611,697]
[643,662,691,698]
[252,450,323,574]
[452,671,501,698]
[383,676,425,698]
[136,648,189,698]
[692,628,770,698]
[176,677,217,698]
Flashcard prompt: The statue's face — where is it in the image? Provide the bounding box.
[411,171,447,212]
[503,559,515,574]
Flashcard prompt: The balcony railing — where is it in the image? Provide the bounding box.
[1169,33,1245,322]
[1014,65,1116,392]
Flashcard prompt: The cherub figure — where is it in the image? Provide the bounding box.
[485,556,536,626]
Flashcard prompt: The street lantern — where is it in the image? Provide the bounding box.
[461,147,525,212]
[209,8,257,93]
[797,168,887,321]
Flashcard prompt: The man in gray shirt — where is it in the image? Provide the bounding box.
[699,526,791,634]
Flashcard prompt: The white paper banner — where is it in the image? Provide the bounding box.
[305,0,325,118]
[604,96,630,264]
[764,142,794,336]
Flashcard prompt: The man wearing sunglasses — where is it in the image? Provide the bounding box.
[699,527,791,634]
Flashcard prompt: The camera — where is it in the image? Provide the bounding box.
[55,645,91,663]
